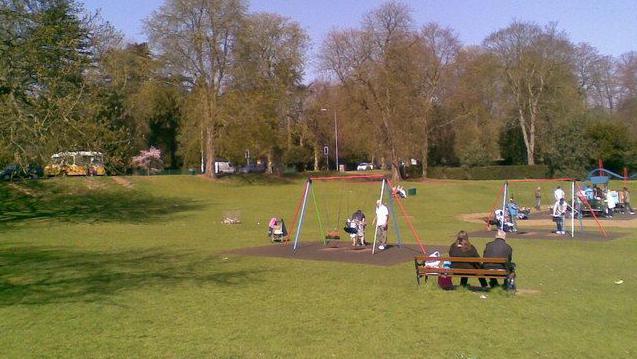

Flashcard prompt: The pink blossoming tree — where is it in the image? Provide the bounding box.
[132,147,163,175]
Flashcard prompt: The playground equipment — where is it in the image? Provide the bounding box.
[486,178,608,238]
[586,161,636,187]
[286,175,427,255]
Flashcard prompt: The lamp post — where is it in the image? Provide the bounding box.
[321,108,339,171]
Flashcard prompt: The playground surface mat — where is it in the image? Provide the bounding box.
[226,241,448,266]
[468,228,627,241]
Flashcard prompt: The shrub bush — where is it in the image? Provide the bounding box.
[427,165,550,180]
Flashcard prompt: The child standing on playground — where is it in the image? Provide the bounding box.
[534,187,542,211]
[507,197,519,232]
[349,209,367,246]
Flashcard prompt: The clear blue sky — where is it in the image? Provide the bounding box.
[83,0,637,68]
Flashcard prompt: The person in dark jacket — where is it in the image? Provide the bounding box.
[483,229,513,288]
[449,231,488,288]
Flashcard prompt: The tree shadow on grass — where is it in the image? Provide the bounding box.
[0,244,264,306]
[0,181,205,227]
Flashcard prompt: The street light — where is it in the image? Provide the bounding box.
[321,108,339,171]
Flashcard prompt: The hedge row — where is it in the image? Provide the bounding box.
[417,165,550,180]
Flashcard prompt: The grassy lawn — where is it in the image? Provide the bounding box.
[0,175,635,358]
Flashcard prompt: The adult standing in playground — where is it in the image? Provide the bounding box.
[534,187,542,211]
[483,230,513,289]
[623,187,635,214]
[554,186,565,202]
[552,198,568,235]
[375,200,389,250]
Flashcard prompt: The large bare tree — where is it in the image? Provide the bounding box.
[145,0,246,177]
[320,1,417,180]
[413,23,460,176]
[484,22,573,165]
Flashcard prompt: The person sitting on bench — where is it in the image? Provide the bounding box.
[449,231,488,288]
[483,230,513,289]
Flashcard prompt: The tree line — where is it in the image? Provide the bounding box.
[1,0,636,180]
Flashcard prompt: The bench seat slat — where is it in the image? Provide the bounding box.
[414,255,514,287]
[418,268,508,276]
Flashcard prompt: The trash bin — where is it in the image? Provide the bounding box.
[407,188,417,196]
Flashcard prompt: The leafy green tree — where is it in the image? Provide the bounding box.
[0,0,92,164]
[0,0,134,172]
[584,119,635,172]
[224,12,308,173]
[145,0,247,177]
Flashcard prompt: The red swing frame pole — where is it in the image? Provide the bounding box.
[486,183,506,230]
[575,183,608,238]
[386,179,427,255]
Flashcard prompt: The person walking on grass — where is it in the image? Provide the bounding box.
[449,231,488,288]
[483,230,514,289]
[535,186,542,211]
[374,200,389,250]
[623,187,635,215]
[552,197,568,235]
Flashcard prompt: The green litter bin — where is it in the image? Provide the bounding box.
[407,188,417,196]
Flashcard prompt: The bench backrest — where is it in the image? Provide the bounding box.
[414,256,508,265]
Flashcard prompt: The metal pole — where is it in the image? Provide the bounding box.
[501,182,508,231]
[334,110,339,172]
[293,180,311,252]
[571,180,575,238]
[372,178,386,255]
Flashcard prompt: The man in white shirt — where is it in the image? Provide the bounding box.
[375,200,390,250]
[552,198,568,235]
[554,186,565,202]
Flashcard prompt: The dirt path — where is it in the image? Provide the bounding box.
[111,176,133,189]
[7,183,36,196]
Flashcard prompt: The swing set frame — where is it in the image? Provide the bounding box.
[286,175,427,255]
[486,178,608,238]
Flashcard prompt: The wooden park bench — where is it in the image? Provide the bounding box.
[414,256,512,286]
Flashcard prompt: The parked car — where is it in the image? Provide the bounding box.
[0,164,43,180]
[356,162,374,171]
[238,163,266,174]
[214,159,236,175]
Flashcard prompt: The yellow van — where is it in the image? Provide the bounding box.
[44,151,106,176]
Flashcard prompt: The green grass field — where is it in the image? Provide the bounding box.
[1,175,635,358]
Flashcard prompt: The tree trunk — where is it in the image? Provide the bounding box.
[390,148,401,182]
[421,118,429,178]
[313,145,319,171]
[205,126,215,177]
[286,116,292,150]
[267,151,273,174]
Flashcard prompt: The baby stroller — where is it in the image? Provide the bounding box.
[268,217,288,242]
[493,209,515,232]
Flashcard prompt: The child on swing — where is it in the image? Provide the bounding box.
[347,209,367,247]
